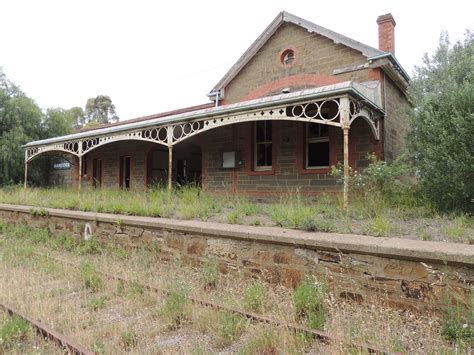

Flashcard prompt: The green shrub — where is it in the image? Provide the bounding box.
[76,238,102,255]
[293,275,327,330]
[92,340,105,354]
[127,282,145,299]
[236,200,261,216]
[202,259,220,289]
[299,217,335,233]
[0,315,30,350]
[362,215,392,237]
[242,282,266,313]
[227,210,241,224]
[87,296,107,311]
[213,311,247,348]
[29,207,49,217]
[407,32,474,213]
[50,233,76,251]
[80,261,103,292]
[269,195,314,228]
[239,327,278,354]
[121,328,138,350]
[441,304,473,344]
[162,283,190,329]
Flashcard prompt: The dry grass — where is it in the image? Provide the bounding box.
[0,225,470,353]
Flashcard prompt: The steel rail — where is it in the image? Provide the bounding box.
[0,301,93,355]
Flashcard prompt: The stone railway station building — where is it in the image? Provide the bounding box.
[25,12,410,199]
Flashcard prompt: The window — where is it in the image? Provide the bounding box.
[306,123,329,168]
[281,49,295,65]
[254,121,272,170]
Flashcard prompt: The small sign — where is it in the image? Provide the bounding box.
[53,160,71,170]
[222,151,236,168]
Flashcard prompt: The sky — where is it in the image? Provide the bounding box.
[1,0,472,121]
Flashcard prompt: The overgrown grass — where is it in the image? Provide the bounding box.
[201,259,220,289]
[0,184,472,242]
[80,261,103,292]
[293,275,327,330]
[87,296,107,311]
[242,282,266,313]
[0,315,31,350]
[161,283,191,329]
[120,328,138,350]
[198,310,248,348]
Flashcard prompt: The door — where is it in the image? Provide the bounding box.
[120,156,131,189]
[92,159,102,188]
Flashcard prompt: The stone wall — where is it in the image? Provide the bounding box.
[202,119,377,194]
[0,204,472,312]
[383,75,411,161]
[223,23,372,104]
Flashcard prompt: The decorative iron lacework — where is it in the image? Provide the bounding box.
[25,96,380,162]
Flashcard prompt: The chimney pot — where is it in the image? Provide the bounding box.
[377,13,396,54]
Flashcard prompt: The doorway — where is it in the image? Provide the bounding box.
[120,156,131,189]
[92,158,102,188]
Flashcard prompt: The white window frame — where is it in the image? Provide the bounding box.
[306,123,330,169]
[254,121,272,171]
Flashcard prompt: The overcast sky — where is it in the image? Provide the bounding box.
[1,0,472,121]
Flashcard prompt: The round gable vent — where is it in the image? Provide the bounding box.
[281,49,295,65]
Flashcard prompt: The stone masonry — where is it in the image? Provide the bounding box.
[1,204,472,313]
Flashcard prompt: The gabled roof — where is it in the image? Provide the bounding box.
[210,11,386,94]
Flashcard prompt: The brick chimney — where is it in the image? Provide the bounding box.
[376,13,396,54]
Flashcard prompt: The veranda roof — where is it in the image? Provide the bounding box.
[25,80,382,149]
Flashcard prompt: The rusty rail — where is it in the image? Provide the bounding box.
[34,251,390,354]
[0,301,93,355]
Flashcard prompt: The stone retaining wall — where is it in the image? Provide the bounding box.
[0,204,472,312]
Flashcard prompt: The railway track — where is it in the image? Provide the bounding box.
[0,301,93,355]
[30,250,390,354]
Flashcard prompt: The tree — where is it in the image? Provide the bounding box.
[0,69,77,185]
[0,69,43,184]
[67,106,85,130]
[84,95,119,126]
[408,31,473,212]
[42,108,74,138]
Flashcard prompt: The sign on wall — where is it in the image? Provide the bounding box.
[52,159,71,170]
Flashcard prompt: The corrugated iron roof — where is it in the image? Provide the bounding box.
[25,81,382,148]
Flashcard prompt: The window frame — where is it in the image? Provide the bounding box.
[254,120,273,171]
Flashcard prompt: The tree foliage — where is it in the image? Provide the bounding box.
[84,95,118,126]
[408,31,474,212]
[0,69,120,185]
[0,69,76,185]
[0,70,43,184]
